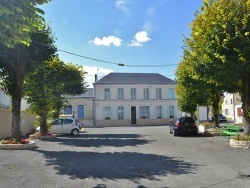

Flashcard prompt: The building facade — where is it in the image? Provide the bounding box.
[93,73,182,126]
[63,88,94,127]
[221,93,242,123]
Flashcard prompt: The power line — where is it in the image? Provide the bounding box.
[33,41,178,67]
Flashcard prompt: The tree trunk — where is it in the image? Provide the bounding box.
[212,101,220,127]
[11,82,23,141]
[241,74,250,136]
[53,94,62,119]
[39,113,48,134]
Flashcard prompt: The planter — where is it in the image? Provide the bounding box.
[230,139,250,149]
[0,141,36,150]
[29,134,56,139]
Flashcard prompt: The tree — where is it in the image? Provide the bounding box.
[24,57,87,134]
[0,0,51,48]
[0,25,56,140]
[187,0,250,135]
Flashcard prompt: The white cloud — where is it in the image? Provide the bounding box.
[147,0,167,17]
[128,31,151,47]
[83,66,114,87]
[89,36,122,47]
[116,0,131,16]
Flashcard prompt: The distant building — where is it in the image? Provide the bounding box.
[0,89,29,111]
[221,93,242,123]
[63,88,94,127]
[93,73,181,126]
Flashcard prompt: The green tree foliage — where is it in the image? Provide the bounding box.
[186,0,250,134]
[24,57,87,134]
[0,0,51,48]
[0,25,56,140]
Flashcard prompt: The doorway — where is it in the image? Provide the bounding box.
[131,106,136,124]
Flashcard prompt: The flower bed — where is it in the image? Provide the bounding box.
[230,135,250,149]
[29,132,56,139]
[0,138,36,150]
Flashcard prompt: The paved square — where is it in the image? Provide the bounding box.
[0,126,249,188]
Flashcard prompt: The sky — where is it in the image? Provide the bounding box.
[41,0,203,87]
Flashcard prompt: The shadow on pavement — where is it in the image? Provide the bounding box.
[39,134,153,148]
[33,149,201,182]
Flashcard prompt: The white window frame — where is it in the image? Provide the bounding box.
[156,106,162,118]
[105,107,110,120]
[156,88,162,100]
[118,106,124,119]
[169,105,174,118]
[104,88,110,100]
[131,88,136,100]
[144,88,149,100]
[118,88,124,100]
[139,106,150,119]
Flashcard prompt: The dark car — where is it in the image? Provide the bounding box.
[211,114,227,122]
[169,117,198,136]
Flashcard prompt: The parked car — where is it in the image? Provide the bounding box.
[169,117,198,136]
[36,117,83,136]
[211,114,227,122]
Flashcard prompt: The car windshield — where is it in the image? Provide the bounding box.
[180,117,195,124]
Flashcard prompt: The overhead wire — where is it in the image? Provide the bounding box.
[33,41,178,68]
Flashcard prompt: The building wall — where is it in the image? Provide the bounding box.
[0,110,35,139]
[94,84,181,126]
[221,93,242,123]
[0,90,29,111]
[66,98,94,127]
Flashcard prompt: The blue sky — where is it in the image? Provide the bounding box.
[41,0,203,87]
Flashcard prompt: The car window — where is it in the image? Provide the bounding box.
[181,117,195,124]
[64,119,73,124]
[52,119,64,125]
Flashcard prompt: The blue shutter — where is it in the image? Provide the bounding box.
[103,107,105,120]
[77,105,84,118]
[116,107,118,119]
[124,107,126,119]
[110,107,112,119]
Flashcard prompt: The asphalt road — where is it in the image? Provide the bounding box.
[0,126,249,188]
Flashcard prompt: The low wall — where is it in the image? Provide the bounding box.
[0,110,35,139]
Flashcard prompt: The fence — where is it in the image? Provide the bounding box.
[0,110,35,139]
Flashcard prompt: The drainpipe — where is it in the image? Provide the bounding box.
[93,74,97,126]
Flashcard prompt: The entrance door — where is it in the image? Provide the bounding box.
[131,106,136,124]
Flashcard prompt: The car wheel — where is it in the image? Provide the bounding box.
[71,129,79,136]
[173,129,177,136]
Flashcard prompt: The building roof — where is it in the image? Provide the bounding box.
[94,73,176,85]
[73,88,94,98]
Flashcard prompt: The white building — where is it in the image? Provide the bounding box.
[0,89,29,111]
[93,73,182,126]
[63,88,94,127]
[221,93,242,123]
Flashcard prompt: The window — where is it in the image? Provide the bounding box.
[104,88,110,100]
[52,119,63,125]
[168,88,174,99]
[64,119,73,124]
[118,88,124,100]
[105,107,111,120]
[144,88,149,100]
[225,109,229,115]
[64,105,72,114]
[118,106,124,119]
[225,100,228,105]
[156,106,162,118]
[169,105,174,118]
[131,88,136,100]
[156,88,162,99]
[230,99,233,104]
[139,106,150,119]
